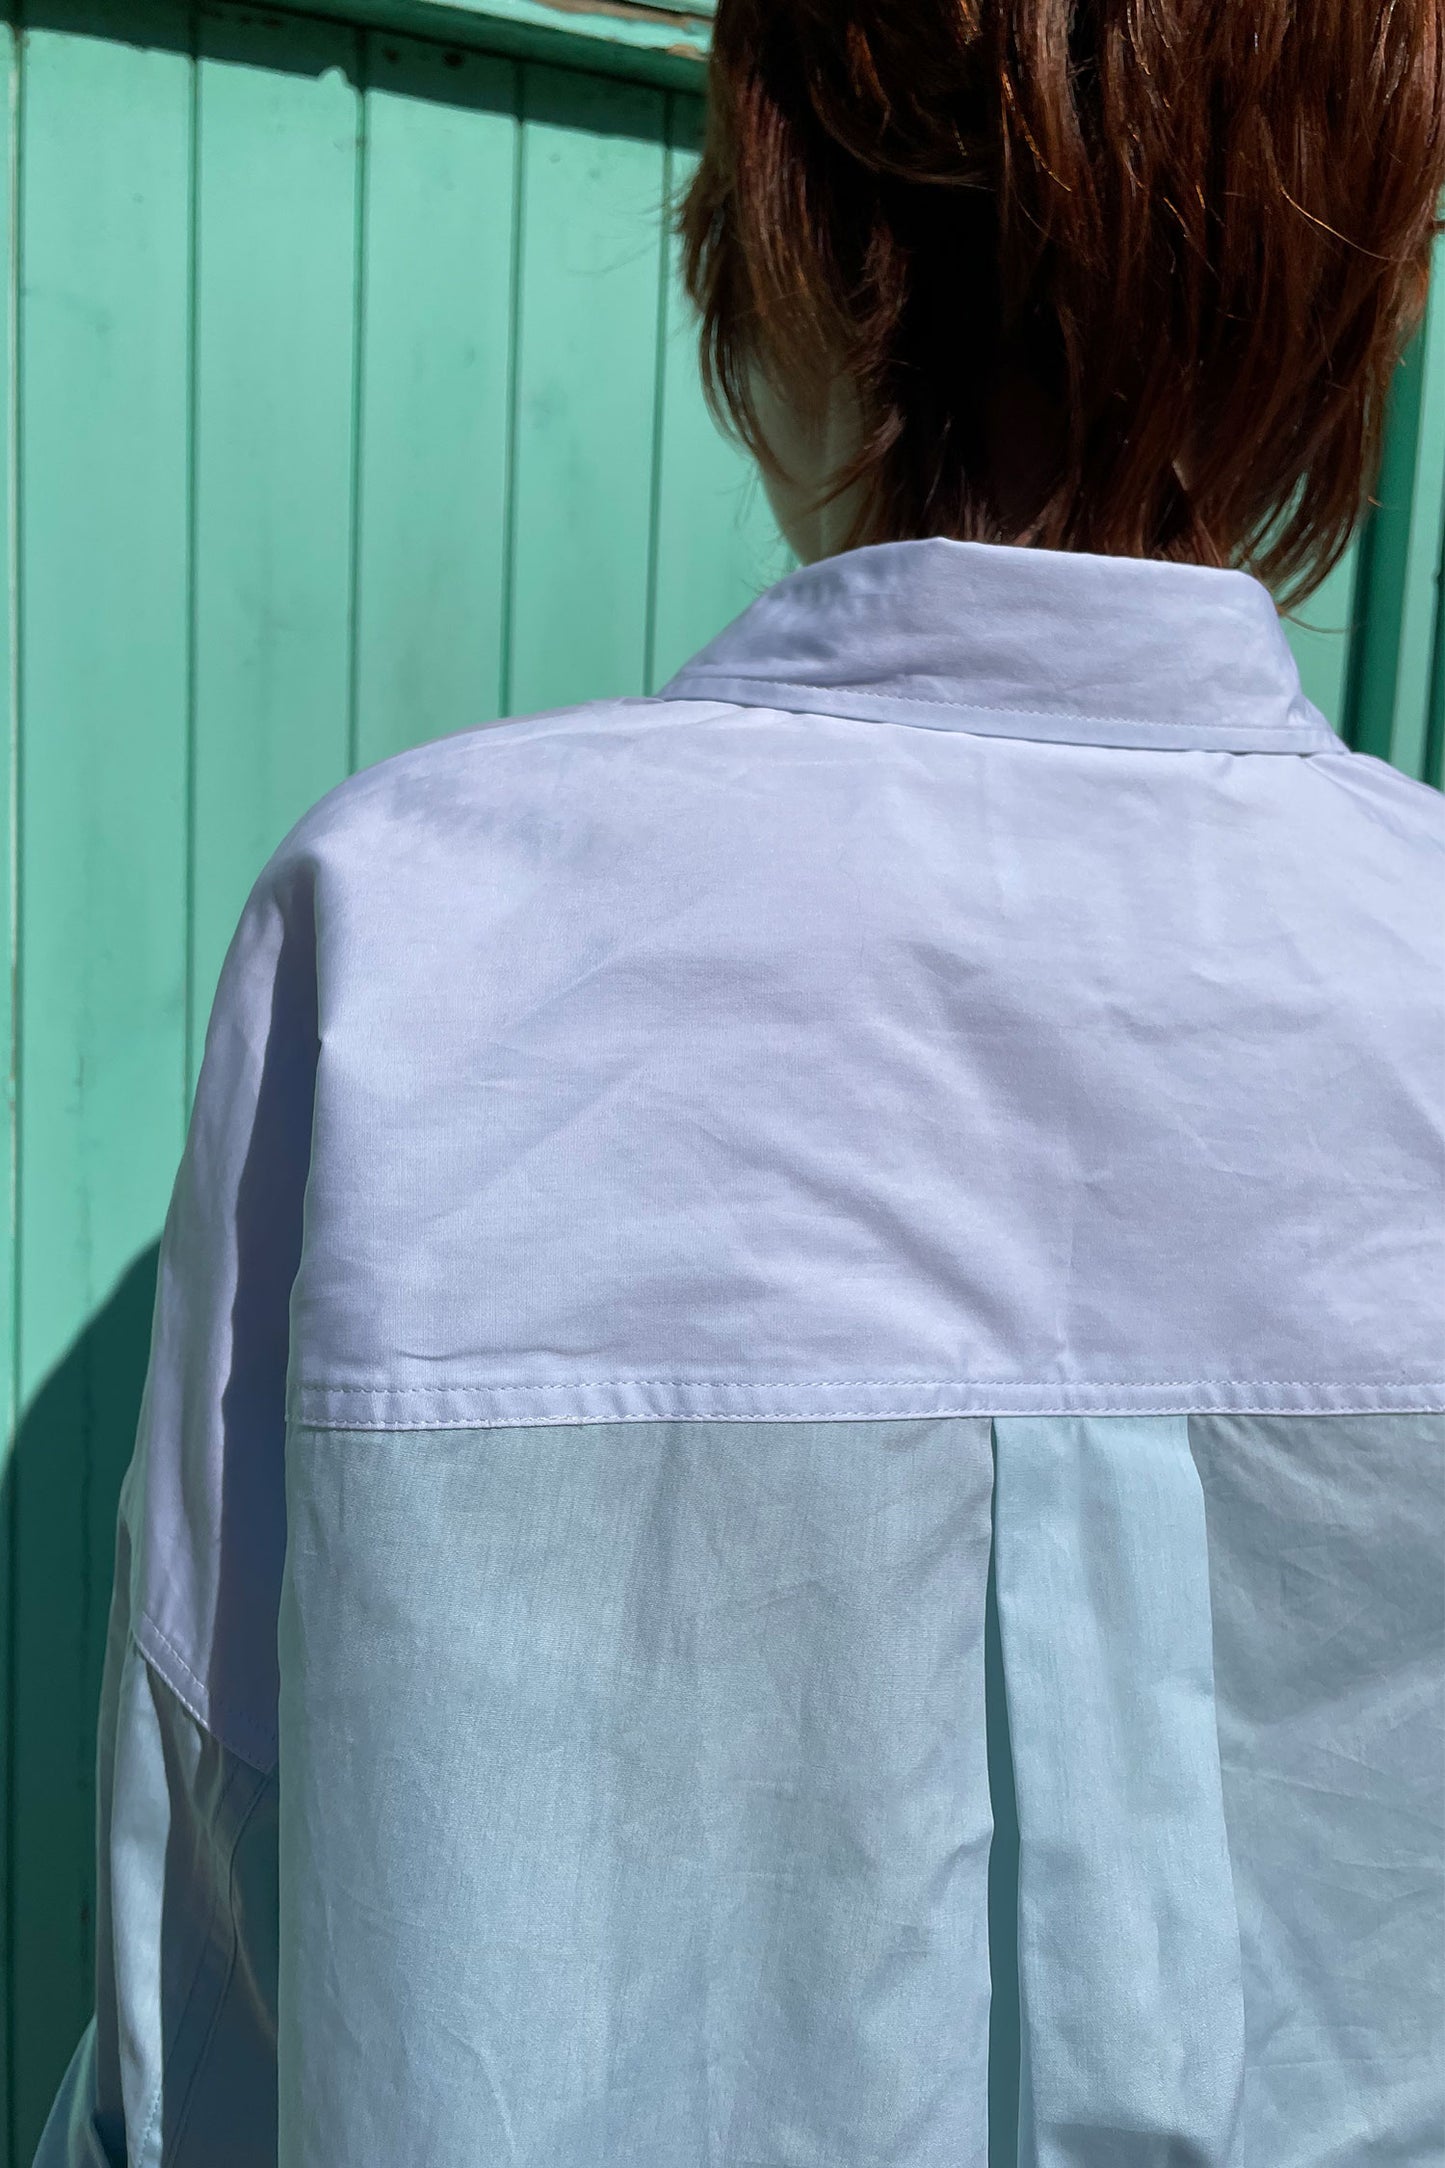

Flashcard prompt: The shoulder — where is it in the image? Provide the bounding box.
[227,692,842,999]
[263,696,729,886]
[1302,745,1445,862]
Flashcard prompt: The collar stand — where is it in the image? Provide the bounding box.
[661,535,1339,755]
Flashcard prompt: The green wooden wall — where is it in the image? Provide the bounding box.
[1289,234,1445,782]
[0,4,1440,2160]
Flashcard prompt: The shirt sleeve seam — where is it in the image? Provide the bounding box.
[130,1738,251,2167]
[160,1764,277,2168]
[133,1610,278,1773]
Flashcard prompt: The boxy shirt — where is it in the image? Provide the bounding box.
[35,536,1445,2167]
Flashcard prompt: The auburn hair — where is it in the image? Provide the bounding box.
[679,0,1445,604]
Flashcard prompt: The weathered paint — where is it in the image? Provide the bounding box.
[10,12,191,2157]
[300,0,714,89]
[0,12,14,2162]
[1341,232,1445,789]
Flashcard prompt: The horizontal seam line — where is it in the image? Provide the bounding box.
[666,675,1318,734]
[296,1378,1443,1393]
[293,1405,1445,1433]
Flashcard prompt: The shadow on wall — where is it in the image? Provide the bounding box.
[5,1242,161,2167]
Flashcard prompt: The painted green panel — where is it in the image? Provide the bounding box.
[1345,395,1417,763]
[1428,507,1445,793]
[1390,237,1445,782]
[353,33,517,768]
[191,3,360,1074]
[1421,225,1445,792]
[506,62,665,712]
[0,13,14,2154]
[292,0,711,93]
[1281,539,1361,741]
[11,8,191,2155]
[1346,235,1445,780]
[647,93,788,691]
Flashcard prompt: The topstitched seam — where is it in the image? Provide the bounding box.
[667,673,1324,735]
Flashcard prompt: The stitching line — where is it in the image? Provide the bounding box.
[293,1407,1445,1433]
[298,1376,1443,1394]
[138,1608,274,1748]
[667,673,1324,736]
[133,1741,248,2166]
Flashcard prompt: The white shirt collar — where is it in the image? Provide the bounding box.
[661,534,1340,754]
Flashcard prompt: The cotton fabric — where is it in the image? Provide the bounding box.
[34,537,1445,2166]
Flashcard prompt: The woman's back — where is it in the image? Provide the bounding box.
[48,534,1439,2168]
[33,0,1445,2156]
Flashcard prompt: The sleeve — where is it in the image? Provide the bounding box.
[31,841,320,2168]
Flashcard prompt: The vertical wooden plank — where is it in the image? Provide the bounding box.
[11,8,191,2155]
[506,62,664,714]
[1281,539,1361,742]
[1345,237,1445,777]
[0,11,15,2156]
[1427,505,1445,793]
[1386,235,1445,781]
[191,3,359,1071]
[648,94,787,691]
[353,33,517,769]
